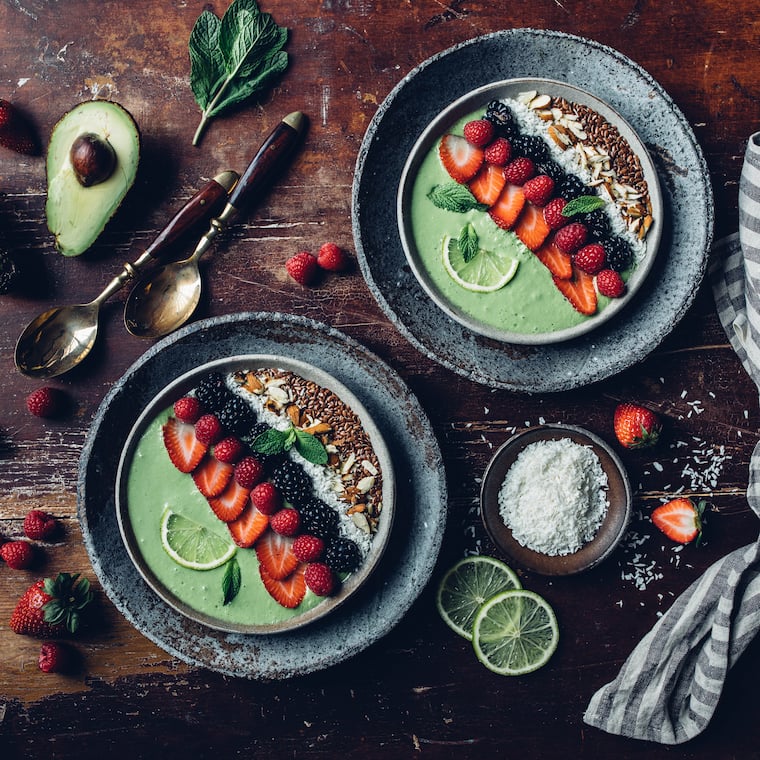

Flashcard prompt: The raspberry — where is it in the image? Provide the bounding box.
[596,269,626,298]
[462,119,494,148]
[38,642,73,674]
[503,156,535,186]
[292,534,325,563]
[194,414,223,445]
[483,137,511,166]
[250,482,281,515]
[285,251,319,286]
[213,436,244,464]
[522,174,555,207]
[173,396,203,424]
[234,456,264,489]
[574,243,607,275]
[316,242,349,272]
[543,197,568,230]
[554,222,588,255]
[304,562,335,596]
[270,508,301,537]
[1,540,35,570]
[23,510,58,540]
[26,387,65,418]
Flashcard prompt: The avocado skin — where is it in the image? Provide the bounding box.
[46,101,140,257]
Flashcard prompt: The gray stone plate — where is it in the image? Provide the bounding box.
[78,313,446,678]
[352,30,714,393]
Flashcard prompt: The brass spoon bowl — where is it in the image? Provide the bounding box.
[124,111,307,339]
[14,171,237,379]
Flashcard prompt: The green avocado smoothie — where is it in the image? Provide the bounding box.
[125,408,322,626]
[408,112,612,335]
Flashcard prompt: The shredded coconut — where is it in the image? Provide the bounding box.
[497,438,609,555]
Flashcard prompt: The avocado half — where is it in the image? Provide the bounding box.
[46,101,140,256]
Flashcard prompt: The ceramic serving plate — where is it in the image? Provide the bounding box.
[352,29,714,392]
[397,77,663,345]
[480,424,632,575]
[78,313,446,678]
[115,354,396,635]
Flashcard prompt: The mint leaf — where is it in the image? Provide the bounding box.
[252,427,289,455]
[189,0,289,146]
[427,183,487,213]
[294,429,328,465]
[222,557,241,605]
[458,223,479,263]
[561,195,606,217]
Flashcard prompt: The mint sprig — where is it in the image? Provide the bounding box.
[427,183,487,213]
[252,424,328,465]
[561,195,606,217]
[222,557,241,605]
[458,223,479,263]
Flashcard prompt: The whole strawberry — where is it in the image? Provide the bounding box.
[316,242,349,272]
[613,402,662,449]
[38,641,74,673]
[26,387,66,418]
[0,99,39,155]
[23,509,58,540]
[286,251,319,286]
[1,540,35,570]
[10,573,93,637]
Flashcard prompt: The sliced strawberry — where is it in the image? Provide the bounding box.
[514,203,551,251]
[439,133,484,183]
[535,240,572,280]
[259,563,306,609]
[652,498,705,545]
[207,479,250,522]
[254,531,299,580]
[553,268,598,315]
[228,502,269,547]
[488,183,525,230]
[468,164,507,206]
[162,417,207,473]
[191,455,234,498]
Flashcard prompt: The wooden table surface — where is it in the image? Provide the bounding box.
[2,1,759,757]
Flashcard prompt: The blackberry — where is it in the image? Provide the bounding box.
[535,160,566,185]
[324,537,361,574]
[249,422,287,471]
[298,497,339,540]
[0,248,18,294]
[271,459,312,505]
[484,100,517,138]
[217,394,258,438]
[582,209,611,241]
[556,173,587,200]
[603,236,634,272]
[194,372,232,415]
[510,134,549,163]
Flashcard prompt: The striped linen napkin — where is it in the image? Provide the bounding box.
[583,133,760,745]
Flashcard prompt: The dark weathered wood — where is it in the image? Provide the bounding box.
[1,1,760,757]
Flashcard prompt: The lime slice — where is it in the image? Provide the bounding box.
[442,235,519,292]
[160,508,236,570]
[472,589,559,675]
[436,556,521,640]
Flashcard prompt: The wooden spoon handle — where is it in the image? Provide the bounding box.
[142,171,238,260]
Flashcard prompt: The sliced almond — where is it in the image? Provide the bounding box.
[361,459,378,476]
[529,93,551,110]
[357,476,375,494]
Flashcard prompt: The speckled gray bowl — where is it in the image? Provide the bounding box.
[78,313,446,679]
[352,30,714,392]
[115,354,396,635]
[396,77,663,345]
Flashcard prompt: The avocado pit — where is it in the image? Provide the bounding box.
[70,132,116,187]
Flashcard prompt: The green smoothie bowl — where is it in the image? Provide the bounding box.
[115,354,396,634]
[397,77,663,345]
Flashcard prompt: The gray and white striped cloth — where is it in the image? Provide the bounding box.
[583,133,760,744]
